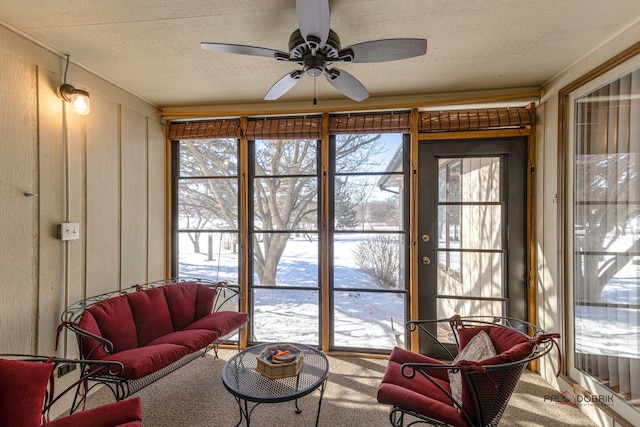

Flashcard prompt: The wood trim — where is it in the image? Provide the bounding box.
[164,128,173,278]
[160,90,543,119]
[418,128,531,141]
[409,108,420,353]
[239,116,249,348]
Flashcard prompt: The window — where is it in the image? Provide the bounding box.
[331,133,408,351]
[572,66,640,410]
[175,138,239,283]
[172,114,410,352]
[249,139,320,344]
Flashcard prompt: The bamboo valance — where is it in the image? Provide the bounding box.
[169,107,534,140]
[168,120,241,139]
[419,107,534,132]
[245,116,321,139]
[328,112,411,134]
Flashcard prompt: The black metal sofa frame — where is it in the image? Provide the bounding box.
[57,277,247,410]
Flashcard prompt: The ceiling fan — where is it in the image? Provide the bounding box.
[201,0,427,102]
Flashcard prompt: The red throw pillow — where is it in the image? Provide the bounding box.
[0,359,53,427]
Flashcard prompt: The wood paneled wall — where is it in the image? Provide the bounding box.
[0,26,166,356]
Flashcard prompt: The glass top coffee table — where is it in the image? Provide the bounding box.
[221,342,329,427]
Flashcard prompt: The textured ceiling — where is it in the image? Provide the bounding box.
[1,0,640,108]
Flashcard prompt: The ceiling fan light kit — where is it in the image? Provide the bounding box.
[201,0,427,103]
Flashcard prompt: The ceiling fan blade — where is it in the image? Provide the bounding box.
[324,68,369,102]
[200,42,287,59]
[264,70,304,100]
[342,38,427,63]
[296,0,330,47]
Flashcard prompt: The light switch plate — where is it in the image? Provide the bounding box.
[58,223,80,241]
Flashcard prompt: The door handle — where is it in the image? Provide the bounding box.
[422,256,431,265]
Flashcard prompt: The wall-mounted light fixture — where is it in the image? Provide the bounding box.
[57,54,90,115]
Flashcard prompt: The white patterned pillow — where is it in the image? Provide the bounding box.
[448,330,497,406]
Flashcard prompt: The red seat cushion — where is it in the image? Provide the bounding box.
[377,349,468,427]
[377,383,468,427]
[147,329,219,352]
[0,359,53,427]
[184,311,248,336]
[43,397,144,427]
[101,344,188,379]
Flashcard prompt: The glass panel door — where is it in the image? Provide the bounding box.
[418,139,527,347]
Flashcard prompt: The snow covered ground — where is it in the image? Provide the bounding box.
[178,233,405,351]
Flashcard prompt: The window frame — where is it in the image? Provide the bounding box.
[564,53,640,421]
[328,133,411,353]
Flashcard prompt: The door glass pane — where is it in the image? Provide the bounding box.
[437,251,503,297]
[438,205,502,250]
[438,157,500,202]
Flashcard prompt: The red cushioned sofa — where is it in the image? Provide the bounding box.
[58,278,248,408]
[0,355,143,427]
[377,316,560,427]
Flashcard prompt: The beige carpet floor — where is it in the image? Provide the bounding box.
[81,349,597,426]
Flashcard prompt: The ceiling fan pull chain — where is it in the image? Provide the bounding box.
[313,76,317,106]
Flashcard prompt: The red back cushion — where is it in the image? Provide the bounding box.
[78,310,109,359]
[456,325,535,422]
[88,294,138,353]
[163,282,199,330]
[0,359,53,427]
[458,325,532,355]
[127,287,174,346]
[195,283,217,319]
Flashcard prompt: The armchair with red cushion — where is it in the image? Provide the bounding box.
[376,316,561,427]
[0,355,143,427]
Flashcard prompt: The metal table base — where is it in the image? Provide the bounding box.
[222,343,329,427]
